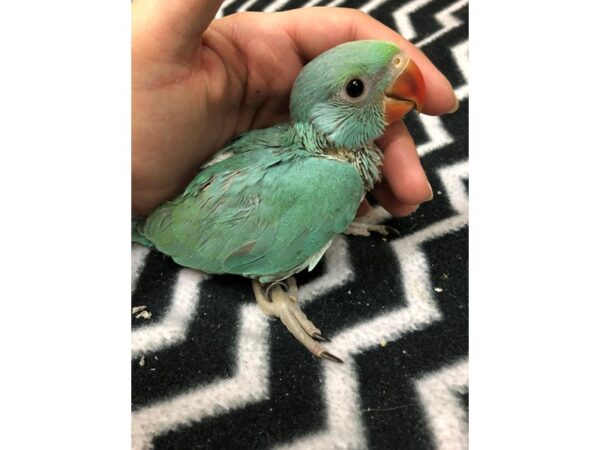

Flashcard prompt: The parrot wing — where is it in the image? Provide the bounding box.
[141,131,363,282]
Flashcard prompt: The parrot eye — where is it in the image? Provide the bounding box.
[345,79,364,98]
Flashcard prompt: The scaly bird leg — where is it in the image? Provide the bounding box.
[344,221,399,237]
[252,278,342,363]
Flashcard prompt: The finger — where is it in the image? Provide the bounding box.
[377,120,433,205]
[279,7,456,115]
[372,180,420,217]
[132,0,223,61]
[355,199,372,217]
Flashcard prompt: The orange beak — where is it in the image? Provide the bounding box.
[384,59,426,125]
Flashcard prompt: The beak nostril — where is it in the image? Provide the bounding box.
[393,57,401,67]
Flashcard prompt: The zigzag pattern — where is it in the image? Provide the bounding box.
[416,358,469,450]
[132,305,271,450]
[131,269,207,359]
[133,1,468,448]
[274,160,468,449]
[131,237,354,448]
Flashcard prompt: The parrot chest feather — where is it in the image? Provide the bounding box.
[322,144,383,191]
[290,123,383,191]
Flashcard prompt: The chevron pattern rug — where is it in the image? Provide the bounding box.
[132,0,468,448]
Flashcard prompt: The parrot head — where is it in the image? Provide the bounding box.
[290,40,426,149]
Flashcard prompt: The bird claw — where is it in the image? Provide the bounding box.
[320,351,343,364]
[382,225,400,236]
[312,332,329,342]
[344,222,399,237]
[252,278,342,363]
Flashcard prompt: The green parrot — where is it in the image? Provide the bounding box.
[133,40,426,362]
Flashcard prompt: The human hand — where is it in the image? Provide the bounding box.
[132,0,457,217]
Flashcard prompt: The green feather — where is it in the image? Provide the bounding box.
[136,40,403,281]
[141,130,363,281]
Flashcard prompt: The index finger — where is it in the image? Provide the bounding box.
[280,7,457,116]
[133,0,223,61]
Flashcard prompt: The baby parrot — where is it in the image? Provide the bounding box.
[133,40,426,362]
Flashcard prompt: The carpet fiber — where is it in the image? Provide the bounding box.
[132,1,468,448]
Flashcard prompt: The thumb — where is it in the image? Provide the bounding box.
[132,0,223,61]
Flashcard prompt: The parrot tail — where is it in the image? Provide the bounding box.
[132,216,154,248]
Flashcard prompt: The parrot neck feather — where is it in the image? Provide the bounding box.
[288,122,383,191]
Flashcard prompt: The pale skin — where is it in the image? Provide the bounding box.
[132,0,458,218]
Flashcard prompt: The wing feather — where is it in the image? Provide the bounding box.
[141,125,364,280]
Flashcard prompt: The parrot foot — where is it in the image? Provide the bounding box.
[252,278,343,363]
[344,222,399,237]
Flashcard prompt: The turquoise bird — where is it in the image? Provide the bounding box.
[133,40,426,362]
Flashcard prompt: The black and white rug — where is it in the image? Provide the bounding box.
[132,0,468,448]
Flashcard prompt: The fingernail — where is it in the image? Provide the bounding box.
[448,93,460,114]
[426,182,434,201]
